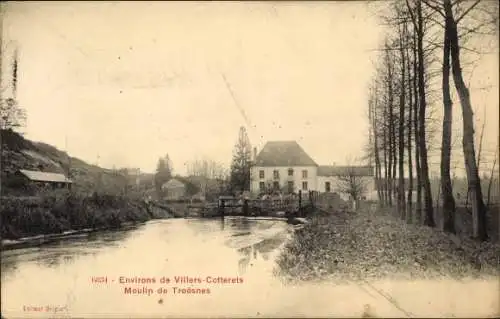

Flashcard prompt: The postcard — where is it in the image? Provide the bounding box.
[1,1,499,318]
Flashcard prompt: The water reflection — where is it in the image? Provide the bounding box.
[1,227,136,277]
[1,218,292,318]
[236,232,288,275]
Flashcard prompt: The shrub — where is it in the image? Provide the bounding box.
[0,191,153,239]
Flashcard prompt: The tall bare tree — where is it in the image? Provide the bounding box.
[397,17,408,220]
[368,84,384,204]
[1,47,26,131]
[187,157,228,196]
[406,25,414,223]
[406,0,436,227]
[440,3,456,234]
[444,0,488,240]
[334,160,371,203]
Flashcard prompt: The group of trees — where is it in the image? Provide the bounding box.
[335,165,372,202]
[186,157,229,199]
[1,46,26,131]
[229,126,252,194]
[151,126,253,200]
[154,154,173,197]
[367,0,498,241]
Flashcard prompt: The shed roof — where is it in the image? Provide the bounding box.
[162,178,185,189]
[317,165,374,177]
[18,169,73,183]
[255,141,318,167]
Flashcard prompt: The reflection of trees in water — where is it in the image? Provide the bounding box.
[184,218,229,234]
[188,217,265,234]
[229,217,254,232]
[253,236,285,255]
[237,235,284,274]
[35,250,96,268]
[1,229,132,272]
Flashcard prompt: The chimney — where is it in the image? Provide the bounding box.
[253,147,257,162]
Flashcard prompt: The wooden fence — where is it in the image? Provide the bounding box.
[186,190,321,218]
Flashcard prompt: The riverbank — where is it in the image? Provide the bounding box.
[275,206,500,283]
[1,222,144,251]
[0,192,171,243]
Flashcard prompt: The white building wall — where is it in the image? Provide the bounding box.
[250,166,377,201]
[250,166,318,194]
[364,178,377,200]
[317,176,377,201]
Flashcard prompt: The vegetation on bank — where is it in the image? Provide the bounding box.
[0,190,157,240]
[366,1,498,241]
[1,128,156,197]
[275,206,499,284]
[0,129,174,241]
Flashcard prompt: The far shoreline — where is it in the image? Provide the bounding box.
[1,215,308,252]
[1,221,144,251]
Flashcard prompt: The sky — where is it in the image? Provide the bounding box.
[1,1,498,176]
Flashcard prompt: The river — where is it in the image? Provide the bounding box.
[2,217,498,318]
[1,217,295,318]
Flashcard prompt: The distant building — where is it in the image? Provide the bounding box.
[14,169,73,190]
[161,178,186,200]
[117,167,141,187]
[250,141,375,201]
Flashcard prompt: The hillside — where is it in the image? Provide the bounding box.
[1,129,154,196]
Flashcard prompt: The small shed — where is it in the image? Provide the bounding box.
[161,178,186,200]
[15,169,73,190]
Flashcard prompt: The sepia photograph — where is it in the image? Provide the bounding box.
[1,1,499,318]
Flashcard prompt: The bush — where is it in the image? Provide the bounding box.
[0,191,153,239]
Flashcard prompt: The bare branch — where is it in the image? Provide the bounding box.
[476,105,486,172]
[456,0,482,23]
[421,0,446,18]
[405,0,418,29]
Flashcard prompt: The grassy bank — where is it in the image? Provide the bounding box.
[0,191,160,240]
[275,207,499,284]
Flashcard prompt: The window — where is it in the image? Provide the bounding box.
[302,170,308,179]
[259,170,265,179]
[302,181,308,191]
[288,168,294,176]
[273,170,280,180]
[325,181,331,192]
[287,181,294,193]
[259,182,266,192]
[273,181,280,190]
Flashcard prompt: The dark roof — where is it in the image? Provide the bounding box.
[317,165,374,177]
[18,169,73,183]
[255,141,318,167]
[161,178,185,189]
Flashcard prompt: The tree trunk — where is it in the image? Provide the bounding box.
[383,106,389,206]
[444,0,487,240]
[413,30,422,224]
[406,31,413,224]
[417,0,435,227]
[398,22,407,220]
[372,96,384,204]
[441,14,456,234]
[387,49,395,207]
